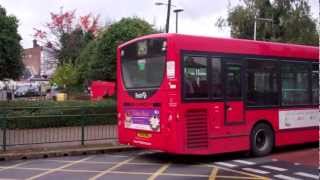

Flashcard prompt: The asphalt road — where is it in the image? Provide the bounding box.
[0,144,318,180]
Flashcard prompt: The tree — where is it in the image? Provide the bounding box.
[217,0,318,45]
[51,62,79,90]
[78,17,156,82]
[34,8,100,64]
[58,28,94,64]
[0,5,23,80]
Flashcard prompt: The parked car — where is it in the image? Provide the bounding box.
[14,85,40,97]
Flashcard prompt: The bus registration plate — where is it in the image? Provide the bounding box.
[137,132,152,138]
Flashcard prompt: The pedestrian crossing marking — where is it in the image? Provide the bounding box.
[215,162,238,168]
[274,174,302,180]
[233,160,256,165]
[294,172,318,179]
[261,165,287,172]
[242,168,270,174]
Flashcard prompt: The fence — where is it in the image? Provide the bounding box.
[0,90,7,101]
[0,106,117,151]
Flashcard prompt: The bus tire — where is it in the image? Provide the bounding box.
[250,123,274,157]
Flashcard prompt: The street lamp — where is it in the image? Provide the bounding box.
[254,15,273,41]
[173,9,184,33]
[155,0,175,33]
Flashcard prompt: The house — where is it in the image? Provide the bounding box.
[22,40,58,80]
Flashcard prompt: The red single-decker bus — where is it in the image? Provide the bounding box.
[117,33,319,156]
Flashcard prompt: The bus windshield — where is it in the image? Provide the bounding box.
[121,38,166,89]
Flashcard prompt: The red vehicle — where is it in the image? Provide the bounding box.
[90,81,115,101]
[117,33,319,156]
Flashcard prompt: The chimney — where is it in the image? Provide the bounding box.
[33,39,39,48]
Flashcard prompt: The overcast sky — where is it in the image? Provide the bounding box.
[1,0,319,48]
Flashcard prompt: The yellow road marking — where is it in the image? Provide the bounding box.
[111,171,153,175]
[89,156,136,180]
[1,166,102,173]
[163,173,208,177]
[26,156,93,180]
[208,167,219,180]
[45,159,115,164]
[147,163,170,180]
[45,159,162,166]
[215,176,265,179]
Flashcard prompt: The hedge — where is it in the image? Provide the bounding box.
[0,99,117,129]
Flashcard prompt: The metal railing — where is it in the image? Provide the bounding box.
[0,106,117,151]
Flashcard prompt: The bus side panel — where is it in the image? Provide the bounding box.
[208,136,249,154]
[276,128,318,146]
[245,109,279,133]
[180,102,250,155]
[245,108,318,148]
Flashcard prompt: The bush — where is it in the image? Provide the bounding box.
[51,62,80,91]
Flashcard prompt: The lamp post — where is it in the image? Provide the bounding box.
[254,15,273,41]
[173,9,184,33]
[156,0,182,33]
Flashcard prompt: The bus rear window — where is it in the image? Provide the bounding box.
[121,39,166,89]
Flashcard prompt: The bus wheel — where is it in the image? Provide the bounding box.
[250,123,274,157]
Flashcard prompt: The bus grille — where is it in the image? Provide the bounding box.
[185,109,208,149]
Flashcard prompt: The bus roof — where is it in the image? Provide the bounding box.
[119,33,319,61]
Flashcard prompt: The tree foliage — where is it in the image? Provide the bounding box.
[34,8,100,64]
[58,28,94,64]
[49,17,156,89]
[51,62,79,89]
[78,17,156,82]
[217,0,318,45]
[0,5,23,80]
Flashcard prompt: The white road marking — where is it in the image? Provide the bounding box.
[0,162,30,172]
[274,174,302,180]
[242,168,270,174]
[261,165,287,172]
[294,172,318,179]
[215,162,238,168]
[272,158,278,162]
[233,160,256,165]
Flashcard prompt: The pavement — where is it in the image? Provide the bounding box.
[0,144,318,180]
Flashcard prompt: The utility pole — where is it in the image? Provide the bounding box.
[165,0,172,33]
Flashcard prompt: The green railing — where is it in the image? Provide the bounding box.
[0,106,117,151]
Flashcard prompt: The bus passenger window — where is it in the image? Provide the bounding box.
[211,58,223,98]
[183,56,208,99]
[281,62,309,105]
[312,63,319,105]
[225,63,242,99]
[247,60,278,106]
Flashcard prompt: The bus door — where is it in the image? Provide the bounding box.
[223,59,245,125]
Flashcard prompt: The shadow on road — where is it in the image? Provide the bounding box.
[136,142,318,165]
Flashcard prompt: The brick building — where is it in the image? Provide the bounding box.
[22,40,58,80]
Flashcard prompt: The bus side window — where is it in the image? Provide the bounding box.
[246,60,278,106]
[183,55,208,99]
[225,62,242,99]
[312,63,319,105]
[211,58,223,99]
[281,62,310,105]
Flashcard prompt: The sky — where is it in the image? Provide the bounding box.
[1,0,319,48]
